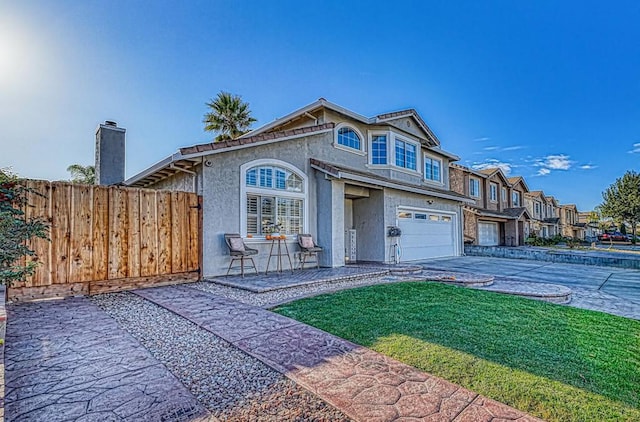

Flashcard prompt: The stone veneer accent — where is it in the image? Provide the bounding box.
[465,245,640,269]
[0,285,6,422]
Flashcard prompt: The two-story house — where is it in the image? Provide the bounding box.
[560,204,585,239]
[525,191,559,238]
[122,98,471,276]
[450,165,530,246]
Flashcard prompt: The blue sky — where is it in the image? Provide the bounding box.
[1,1,639,211]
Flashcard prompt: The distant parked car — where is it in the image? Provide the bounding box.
[626,234,639,242]
[598,232,627,242]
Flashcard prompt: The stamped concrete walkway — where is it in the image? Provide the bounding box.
[135,285,541,422]
[5,297,208,421]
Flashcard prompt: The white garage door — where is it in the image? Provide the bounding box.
[478,222,499,246]
[397,209,456,261]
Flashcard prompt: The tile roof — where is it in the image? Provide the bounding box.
[477,207,530,220]
[310,158,471,202]
[503,207,529,218]
[179,123,335,155]
[376,109,439,146]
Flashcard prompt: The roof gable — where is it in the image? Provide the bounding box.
[374,109,440,146]
[241,99,441,147]
[507,176,530,192]
[477,167,511,186]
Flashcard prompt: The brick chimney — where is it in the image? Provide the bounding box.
[95,121,126,185]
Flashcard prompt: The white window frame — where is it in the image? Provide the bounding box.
[334,123,366,155]
[469,177,481,198]
[512,191,521,206]
[391,133,421,174]
[489,183,498,202]
[368,130,390,166]
[423,153,443,185]
[501,186,507,203]
[240,159,309,239]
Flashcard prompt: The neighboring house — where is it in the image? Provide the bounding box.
[122,98,471,276]
[449,165,530,246]
[578,212,599,241]
[560,204,586,239]
[525,191,559,238]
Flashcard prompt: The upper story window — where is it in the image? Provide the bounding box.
[512,191,521,206]
[501,187,507,202]
[534,202,540,215]
[469,178,480,198]
[371,134,388,165]
[337,126,362,151]
[424,155,442,182]
[490,183,498,202]
[243,161,306,236]
[395,138,417,170]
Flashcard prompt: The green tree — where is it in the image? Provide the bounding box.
[0,169,49,285]
[203,91,257,142]
[600,171,640,244]
[67,164,95,184]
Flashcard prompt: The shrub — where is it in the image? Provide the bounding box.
[0,170,49,285]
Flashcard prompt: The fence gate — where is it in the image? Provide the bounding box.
[10,180,202,301]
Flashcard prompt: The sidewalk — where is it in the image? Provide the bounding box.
[135,285,542,422]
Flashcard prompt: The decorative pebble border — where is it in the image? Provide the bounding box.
[91,293,351,421]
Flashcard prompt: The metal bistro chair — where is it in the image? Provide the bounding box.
[224,233,259,277]
[297,234,323,269]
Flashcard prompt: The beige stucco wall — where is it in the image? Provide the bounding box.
[149,170,198,192]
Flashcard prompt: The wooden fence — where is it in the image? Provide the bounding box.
[10,180,201,301]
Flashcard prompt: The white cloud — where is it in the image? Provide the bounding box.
[473,137,491,142]
[502,145,524,151]
[628,142,640,154]
[483,146,499,151]
[537,168,551,176]
[472,159,513,175]
[534,154,572,172]
[579,164,597,170]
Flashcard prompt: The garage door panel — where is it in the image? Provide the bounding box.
[478,222,499,246]
[397,208,456,261]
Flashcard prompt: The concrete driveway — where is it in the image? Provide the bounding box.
[417,256,640,319]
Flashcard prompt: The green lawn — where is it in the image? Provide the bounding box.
[273,282,640,421]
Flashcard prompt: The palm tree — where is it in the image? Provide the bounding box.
[203,91,257,142]
[67,164,95,184]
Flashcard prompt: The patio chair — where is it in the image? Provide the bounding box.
[224,233,259,277]
[297,234,323,269]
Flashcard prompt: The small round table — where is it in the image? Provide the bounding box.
[265,237,294,274]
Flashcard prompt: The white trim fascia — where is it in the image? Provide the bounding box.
[241,98,370,139]
[123,153,179,185]
[329,169,474,204]
[426,146,460,161]
[125,128,333,186]
[374,113,436,144]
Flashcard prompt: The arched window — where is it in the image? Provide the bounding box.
[241,161,307,236]
[337,126,362,150]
